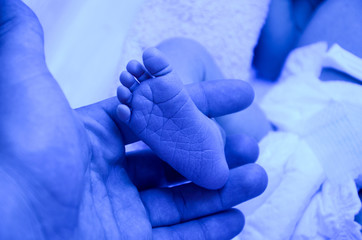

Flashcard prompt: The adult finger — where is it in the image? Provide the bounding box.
[124,148,186,190]
[153,209,244,240]
[0,0,49,85]
[140,164,267,227]
[186,79,254,117]
[125,133,259,190]
[78,79,254,145]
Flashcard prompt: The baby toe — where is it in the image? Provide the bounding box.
[120,71,139,92]
[116,104,131,123]
[127,60,151,82]
[117,85,132,105]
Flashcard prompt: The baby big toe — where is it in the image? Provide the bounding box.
[142,47,173,77]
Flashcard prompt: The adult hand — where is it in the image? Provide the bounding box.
[0,1,267,239]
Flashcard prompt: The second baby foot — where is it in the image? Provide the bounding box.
[116,47,228,189]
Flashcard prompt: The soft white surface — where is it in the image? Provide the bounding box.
[323,44,362,83]
[24,0,270,108]
[237,43,362,239]
[24,0,144,108]
[239,132,326,239]
[120,0,271,82]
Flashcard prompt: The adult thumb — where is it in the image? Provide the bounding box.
[0,0,48,84]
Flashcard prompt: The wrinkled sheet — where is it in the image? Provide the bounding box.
[237,42,362,239]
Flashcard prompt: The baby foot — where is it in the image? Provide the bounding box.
[116,48,228,189]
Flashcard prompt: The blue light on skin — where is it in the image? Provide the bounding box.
[0,1,267,239]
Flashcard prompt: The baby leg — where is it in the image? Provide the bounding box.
[155,37,224,84]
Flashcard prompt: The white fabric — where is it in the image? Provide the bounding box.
[25,0,270,107]
[323,44,362,83]
[238,132,326,239]
[237,42,362,239]
[24,0,144,108]
[119,0,271,81]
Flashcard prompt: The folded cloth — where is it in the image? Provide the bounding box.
[119,0,270,81]
[238,132,326,239]
[237,42,362,239]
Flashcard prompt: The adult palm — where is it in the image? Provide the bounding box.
[0,1,267,239]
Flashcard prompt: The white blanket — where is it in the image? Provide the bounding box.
[238,42,362,239]
[24,0,270,107]
[120,0,271,81]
